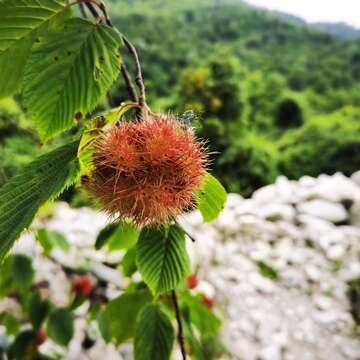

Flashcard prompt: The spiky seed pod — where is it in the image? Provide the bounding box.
[85,113,208,225]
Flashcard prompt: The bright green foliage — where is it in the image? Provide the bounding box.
[94,220,139,252]
[217,132,279,195]
[23,18,122,141]
[0,0,67,98]
[134,304,174,360]
[47,308,74,346]
[2,313,21,336]
[95,223,118,250]
[11,255,34,292]
[36,228,69,255]
[26,292,50,330]
[107,221,140,252]
[136,225,190,296]
[0,140,79,262]
[7,331,37,359]
[121,246,138,277]
[256,261,279,280]
[279,106,360,179]
[195,173,227,223]
[97,309,111,343]
[181,293,221,336]
[102,289,152,344]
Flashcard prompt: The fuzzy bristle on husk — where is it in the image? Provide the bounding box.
[85,113,208,225]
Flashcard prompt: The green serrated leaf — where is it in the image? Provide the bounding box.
[47,308,74,346]
[36,228,69,255]
[136,224,191,296]
[195,173,227,222]
[7,330,36,359]
[36,228,54,256]
[181,293,221,336]
[121,246,137,277]
[104,289,152,344]
[108,221,140,252]
[0,0,67,98]
[95,223,118,250]
[0,140,79,262]
[11,255,34,292]
[26,292,50,330]
[97,309,111,343]
[181,304,206,360]
[134,304,174,360]
[23,18,122,141]
[3,313,21,336]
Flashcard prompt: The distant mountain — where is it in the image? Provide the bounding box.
[265,9,360,40]
[311,22,360,40]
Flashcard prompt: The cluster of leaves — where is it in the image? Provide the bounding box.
[0,240,77,359]
[94,221,225,359]
[0,223,225,359]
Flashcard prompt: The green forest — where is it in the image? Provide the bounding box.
[2,0,360,196]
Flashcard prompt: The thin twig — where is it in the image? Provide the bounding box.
[122,36,147,108]
[171,290,187,360]
[121,63,138,103]
[184,230,196,243]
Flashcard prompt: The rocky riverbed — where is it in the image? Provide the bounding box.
[2,172,360,359]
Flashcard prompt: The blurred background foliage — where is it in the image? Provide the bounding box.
[2,0,360,197]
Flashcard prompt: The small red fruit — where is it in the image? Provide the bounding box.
[73,276,93,297]
[34,329,47,346]
[201,294,215,309]
[186,274,199,289]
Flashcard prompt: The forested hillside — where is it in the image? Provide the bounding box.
[2,0,360,195]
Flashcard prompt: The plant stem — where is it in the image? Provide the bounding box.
[171,290,187,360]
[121,63,138,103]
[122,36,147,109]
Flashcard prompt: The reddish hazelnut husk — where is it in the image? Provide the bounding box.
[85,113,208,225]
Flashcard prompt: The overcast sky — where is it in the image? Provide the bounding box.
[244,0,360,28]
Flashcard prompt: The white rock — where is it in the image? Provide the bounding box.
[259,345,281,360]
[349,201,360,227]
[234,199,260,216]
[326,245,346,261]
[297,200,348,224]
[275,176,297,203]
[301,173,360,203]
[298,175,317,187]
[314,311,338,324]
[225,193,244,209]
[314,295,333,310]
[258,203,296,222]
[304,264,321,282]
[350,170,360,187]
[253,184,277,203]
[213,209,239,235]
[248,272,276,294]
[195,280,216,298]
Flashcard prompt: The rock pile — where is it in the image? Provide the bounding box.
[2,172,360,359]
[180,172,360,360]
